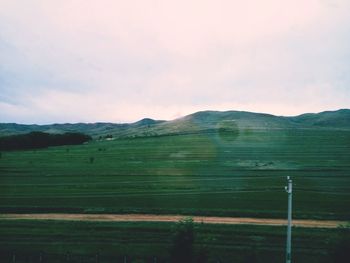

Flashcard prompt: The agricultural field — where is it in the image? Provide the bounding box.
[0,219,348,263]
[1,110,350,262]
[1,127,350,220]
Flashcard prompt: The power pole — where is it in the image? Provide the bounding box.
[285,176,292,263]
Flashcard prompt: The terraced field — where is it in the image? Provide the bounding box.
[1,128,349,219]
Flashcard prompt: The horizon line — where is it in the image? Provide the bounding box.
[1,108,348,126]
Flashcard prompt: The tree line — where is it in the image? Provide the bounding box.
[0,131,92,151]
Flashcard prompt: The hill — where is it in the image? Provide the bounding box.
[290,109,350,128]
[0,109,349,139]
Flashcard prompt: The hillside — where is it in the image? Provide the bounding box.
[0,109,349,139]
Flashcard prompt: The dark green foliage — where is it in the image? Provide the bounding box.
[330,228,350,263]
[196,247,209,263]
[0,131,91,150]
[170,218,195,263]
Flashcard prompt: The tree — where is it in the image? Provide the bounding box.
[170,218,195,263]
[0,132,92,151]
[196,247,209,263]
[330,228,350,263]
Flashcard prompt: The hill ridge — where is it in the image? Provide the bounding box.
[1,109,349,138]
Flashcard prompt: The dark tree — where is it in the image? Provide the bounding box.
[0,132,92,151]
[330,228,350,263]
[170,218,195,263]
[196,247,209,263]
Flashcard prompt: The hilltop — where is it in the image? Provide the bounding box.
[0,109,349,139]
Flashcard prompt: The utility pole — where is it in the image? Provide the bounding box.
[285,176,292,263]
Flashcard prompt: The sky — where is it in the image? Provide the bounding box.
[0,0,349,124]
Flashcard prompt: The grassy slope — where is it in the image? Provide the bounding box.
[0,219,346,263]
[1,127,349,219]
[1,109,349,139]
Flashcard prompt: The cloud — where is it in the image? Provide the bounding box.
[0,0,349,123]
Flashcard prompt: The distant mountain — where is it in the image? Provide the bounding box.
[0,109,349,139]
[0,119,165,138]
[151,109,350,136]
[133,118,160,126]
[290,109,350,128]
[0,122,124,137]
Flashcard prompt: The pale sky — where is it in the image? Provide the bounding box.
[0,0,349,124]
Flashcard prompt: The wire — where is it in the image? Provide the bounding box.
[0,188,281,199]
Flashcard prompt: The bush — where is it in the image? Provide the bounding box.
[170,218,195,263]
[330,228,350,263]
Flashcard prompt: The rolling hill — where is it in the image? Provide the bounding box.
[0,109,349,139]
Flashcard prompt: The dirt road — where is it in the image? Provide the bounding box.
[0,213,348,228]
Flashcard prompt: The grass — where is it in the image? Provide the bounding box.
[0,128,349,219]
[0,219,347,263]
[0,127,349,262]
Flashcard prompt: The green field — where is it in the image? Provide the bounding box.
[1,111,350,262]
[0,219,348,263]
[1,128,349,219]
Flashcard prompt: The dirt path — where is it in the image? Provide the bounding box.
[0,213,348,228]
